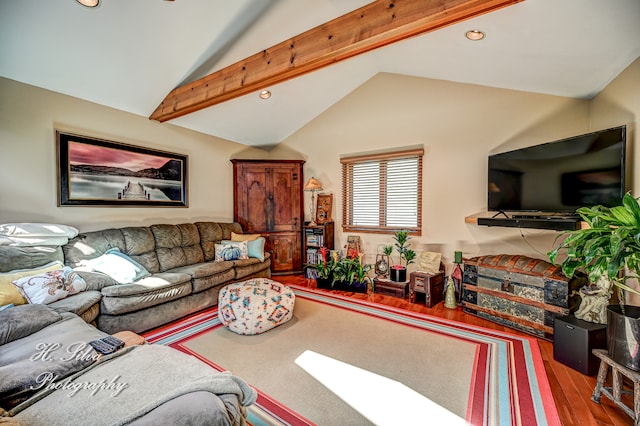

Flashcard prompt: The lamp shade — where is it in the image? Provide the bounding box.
[304,177,323,192]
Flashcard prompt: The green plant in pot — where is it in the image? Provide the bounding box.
[389,230,416,282]
[314,247,337,288]
[333,255,372,293]
[548,192,640,371]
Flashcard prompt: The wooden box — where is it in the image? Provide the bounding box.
[462,255,575,340]
[373,278,408,298]
[410,271,445,307]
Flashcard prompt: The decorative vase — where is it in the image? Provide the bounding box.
[390,267,406,282]
[607,304,640,371]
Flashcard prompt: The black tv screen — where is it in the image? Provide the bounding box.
[488,125,627,213]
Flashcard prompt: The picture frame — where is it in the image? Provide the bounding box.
[316,193,333,224]
[345,235,362,258]
[57,131,188,207]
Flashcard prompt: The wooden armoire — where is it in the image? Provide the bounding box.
[232,159,304,274]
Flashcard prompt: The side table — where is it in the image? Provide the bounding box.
[409,271,445,307]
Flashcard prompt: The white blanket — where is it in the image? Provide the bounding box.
[0,223,78,246]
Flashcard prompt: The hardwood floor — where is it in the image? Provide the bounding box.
[276,275,633,426]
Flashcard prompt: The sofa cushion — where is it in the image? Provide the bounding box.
[101,272,192,298]
[230,231,260,242]
[100,273,193,315]
[215,242,248,261]
[12,266,87,304]
[0,303,62,345]
[0,245,63,273]
[234,256,272,280]
[0,261,64,306]
[224,237,265,262]
[63,228,126,267]
[169,262,236,293]
[152,224,205,272]
[48,290,102,321]
[168,261,234,279]
[75,270,118,291]
[121,227,156,255]
[196,222,243,262]
[78,248,151,284]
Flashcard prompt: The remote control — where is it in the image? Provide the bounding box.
[89,339,117,355]
[101,335,125,350]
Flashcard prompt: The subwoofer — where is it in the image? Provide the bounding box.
[553,315,607,375]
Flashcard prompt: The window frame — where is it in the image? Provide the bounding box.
[341,148,423,235]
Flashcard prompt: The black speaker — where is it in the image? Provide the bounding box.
[553,315,607,375]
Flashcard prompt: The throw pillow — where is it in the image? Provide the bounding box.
[12,266,87,304]
[223,238,265,262]
[230,232,261,242]
[0,261,64,306]
[215,241,249,262]
[417,252,442,274]
[79,248,151,284]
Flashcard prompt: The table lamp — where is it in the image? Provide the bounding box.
[304,177,323,226]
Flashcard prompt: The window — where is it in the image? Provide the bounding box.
[341,148,423,234]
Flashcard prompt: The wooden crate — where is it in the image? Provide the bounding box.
[410,271,445,307]
[462,254,576,340]
[373,278,408,298]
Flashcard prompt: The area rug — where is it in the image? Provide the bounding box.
[142,286,561,426]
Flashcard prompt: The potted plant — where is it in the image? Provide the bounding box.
[333,255,372,293]
[548,192,640,371]
[314,247,337,289]
[389,230,416,282]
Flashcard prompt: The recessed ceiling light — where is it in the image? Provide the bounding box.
[465,30,485,41]
[259,90,271,100]
[75,0,100,7]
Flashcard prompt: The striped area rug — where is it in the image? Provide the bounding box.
[142,285,560,426]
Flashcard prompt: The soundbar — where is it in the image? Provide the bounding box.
[477,216,581,231]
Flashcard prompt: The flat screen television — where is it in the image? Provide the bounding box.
[488,125,627,214]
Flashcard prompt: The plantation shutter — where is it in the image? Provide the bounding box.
[341,148,423,234]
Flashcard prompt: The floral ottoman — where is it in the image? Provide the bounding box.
[218,278,295,335]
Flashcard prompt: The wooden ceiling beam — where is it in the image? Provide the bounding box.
[150,0,523,122]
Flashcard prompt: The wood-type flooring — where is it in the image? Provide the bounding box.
[276,274,633,426]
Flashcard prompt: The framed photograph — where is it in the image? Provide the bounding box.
[345,235,362,258]
[316,194,333,224]
[57,131,188,207]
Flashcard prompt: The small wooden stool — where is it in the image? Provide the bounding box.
[591,349,640,426]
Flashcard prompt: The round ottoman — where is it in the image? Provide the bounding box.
[218,278,295,335]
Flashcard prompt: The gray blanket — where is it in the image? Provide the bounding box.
[10,345,257,426]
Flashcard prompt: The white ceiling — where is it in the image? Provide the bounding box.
[1,0,639,148]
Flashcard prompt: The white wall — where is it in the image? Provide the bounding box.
[277,73,592,271]
[590,57,640,191]
[0,77,266,231]
[2,55,638,273]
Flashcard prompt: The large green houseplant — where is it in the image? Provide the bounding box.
[548,192,640,371]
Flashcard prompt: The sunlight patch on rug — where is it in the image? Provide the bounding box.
[295,350,465,426]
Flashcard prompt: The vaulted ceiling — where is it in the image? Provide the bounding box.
[1,0,639,148]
